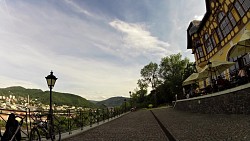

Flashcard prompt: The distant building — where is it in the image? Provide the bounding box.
[187,0,250,87]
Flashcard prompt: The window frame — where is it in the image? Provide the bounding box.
[234,1,246,17]
[194,39,204,59]
[204,33,214,53]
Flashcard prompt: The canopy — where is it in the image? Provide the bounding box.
[196,65,203,73]
[182,72,207,86]
[228,29,250,58]
[199,60,236,77]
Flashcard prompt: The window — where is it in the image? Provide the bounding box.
[218,12,225,22]
[204,34,214,53]
[239,0,250,12]
[228,12,236,27]
[211,35,216,47]
[218,12,233,37]
[216,28,223,41]
[234,1,245,17]
[196,46,204,58]
[194,40,204,59]
[221,17,232,36]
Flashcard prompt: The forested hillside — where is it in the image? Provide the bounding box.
[0,86,96,108]
[96,96,129,107]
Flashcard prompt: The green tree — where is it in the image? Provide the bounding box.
[136,79,148,103]
[182,62,196,81]
[158,53,189,100]
[140,62,161,89]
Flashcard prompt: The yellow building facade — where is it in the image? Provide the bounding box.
[187,0,250,86]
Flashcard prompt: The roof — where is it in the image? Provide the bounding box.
[186,0,211,49]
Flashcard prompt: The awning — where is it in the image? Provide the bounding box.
[182,72,207,86]
[199,60,235,77]
[196,65,203,73]
[228,29,250,58]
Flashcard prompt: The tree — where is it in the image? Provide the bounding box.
[140,62,161,89]
[136,79,148,103]
[182,62,196,81]
[158,53,189,100]
[133,53,193,107]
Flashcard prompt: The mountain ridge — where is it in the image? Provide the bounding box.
[96,96,129,107]
[0,86,96,108]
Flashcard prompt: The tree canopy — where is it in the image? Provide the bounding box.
[131,53,194,108]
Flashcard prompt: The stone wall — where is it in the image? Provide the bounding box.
[175,83,250,114]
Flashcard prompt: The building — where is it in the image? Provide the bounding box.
[187,0,250,87]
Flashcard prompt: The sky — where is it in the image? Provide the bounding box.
[0,0,206,101]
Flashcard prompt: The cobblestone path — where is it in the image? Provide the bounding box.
[63,107,250,141]
[153,108,250,141]
[63,110,168,141]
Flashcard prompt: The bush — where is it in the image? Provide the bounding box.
[148,104,153,108]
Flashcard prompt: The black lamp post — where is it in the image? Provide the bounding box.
[129,91,132,109]
[124,98,127,112]
[45,71,57,121]
[207,61,212,87]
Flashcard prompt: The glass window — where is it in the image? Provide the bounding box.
[204,34,214,53]
[197,46,204,58]
[234,1,245,17]
[221,17,232,37]
[211,35,216,47]
[218,12,225,22]
[195,40,204,59]
[228,12,236,27]
[217,12,232,37]
[239,0,250,12]
[216,28,223,41]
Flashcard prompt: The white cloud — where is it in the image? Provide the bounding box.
[0,0,206,101]
[0,1,141,101]
[109,19,175,60]
[64,0,94,17]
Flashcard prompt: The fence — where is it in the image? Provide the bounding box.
[0,107,125,140]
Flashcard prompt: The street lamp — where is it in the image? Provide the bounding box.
[129,91,132,109]
[45,71,57,121]
[207,61,212,87]
[124,98,127,112]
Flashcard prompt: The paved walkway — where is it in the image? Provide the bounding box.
[62,107,250,141]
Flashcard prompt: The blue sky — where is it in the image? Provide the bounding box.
[0,0,205,101]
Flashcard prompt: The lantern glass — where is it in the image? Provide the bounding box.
[45,71,57,88]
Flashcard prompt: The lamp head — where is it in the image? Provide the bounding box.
[45,71,57,89]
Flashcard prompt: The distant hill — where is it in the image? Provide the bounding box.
[0,86,96,108]
[89,100,99,104]
[96,96,129,107]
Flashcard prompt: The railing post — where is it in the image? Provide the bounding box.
[102,108,105,122]
[107,108,109,121]
[89,109,92,127]
[96,109,99,125]
[67,109,72,134]
[80,110,83,130]
[26,109,29,138]
[28,108,31,138]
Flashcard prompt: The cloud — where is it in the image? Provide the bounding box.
[0,1,141,100]
[63,0,94,17]
[109,19,174,60]
[0,0,206,101]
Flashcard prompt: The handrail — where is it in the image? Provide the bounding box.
[0,107,125,140]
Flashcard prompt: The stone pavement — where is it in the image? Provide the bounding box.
[153,108,250,141]
[62,107,250,141]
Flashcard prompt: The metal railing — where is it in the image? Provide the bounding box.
[0,107,125,140]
